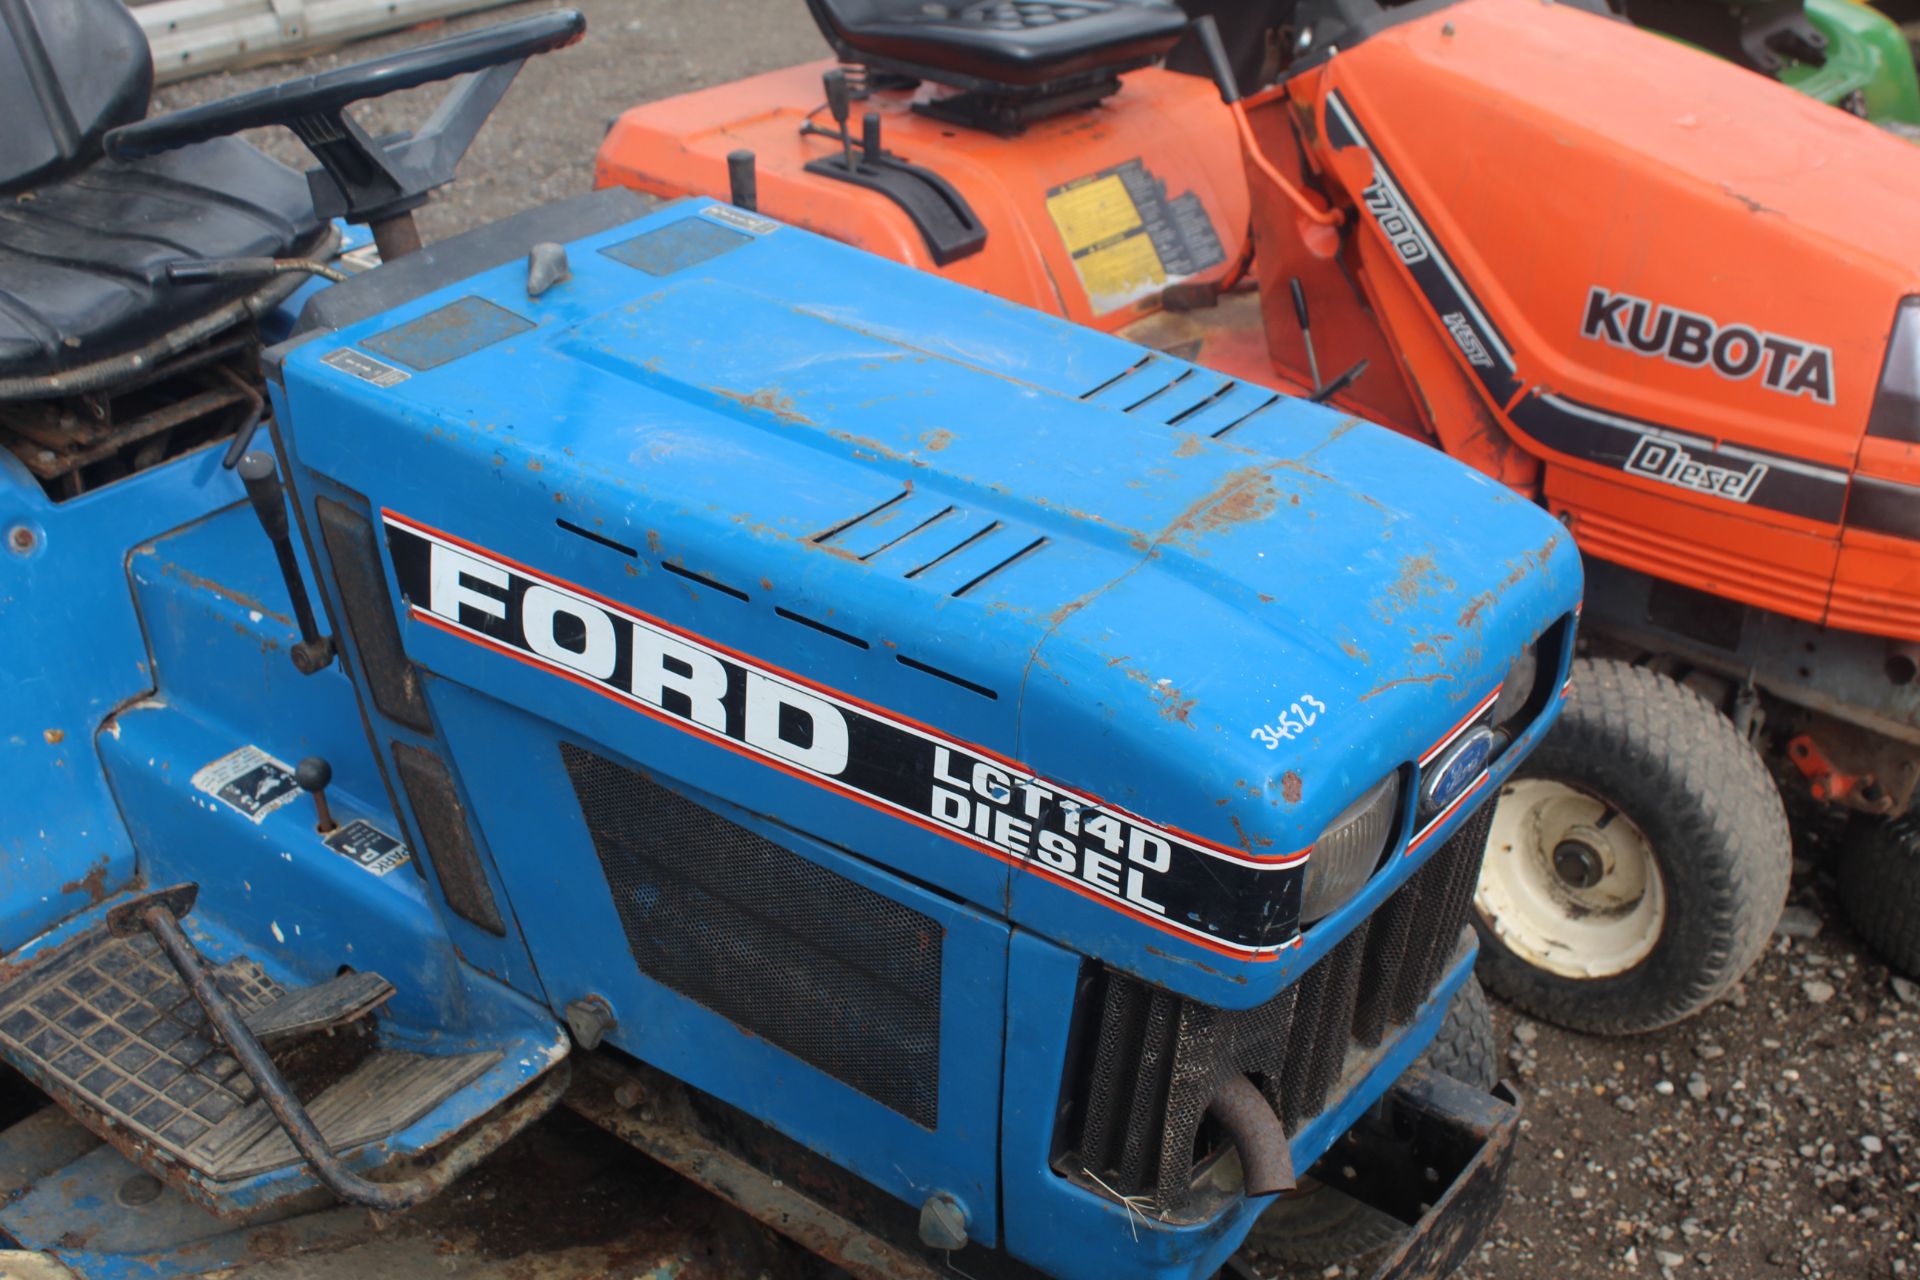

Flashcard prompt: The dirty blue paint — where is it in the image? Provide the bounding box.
[1,196,1580,1280]
[363,295,538,371]
[601,215,751,275]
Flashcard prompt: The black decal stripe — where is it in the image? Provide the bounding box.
[1849,475,1920,540]
[381,511,1312,958]
[1323,91,1519,404]
[1509,392,1851,524]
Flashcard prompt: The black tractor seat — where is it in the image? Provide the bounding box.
[803,0,1190,95]
[0,0,326,392]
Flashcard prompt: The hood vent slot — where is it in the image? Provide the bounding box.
[556,518,638,558]
[1077,355,1282,438]
[897,655,996,700]
[662,560,749,601]
[776,607,869,649]
[812,489,911,544]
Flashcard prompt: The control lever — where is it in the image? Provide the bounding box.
[1307,359,1368,405]
[862,112,884,167]
[824,69,855,170]
[237,451,334,675]
[1189,15,1342,229]
[727,150,758,212]
[296,757,338,833]
[1290,277,1322,393]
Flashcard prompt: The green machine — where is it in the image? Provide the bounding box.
[1625,0,1920,127]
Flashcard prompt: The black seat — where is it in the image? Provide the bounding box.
[803,0,1189,94]
[0,0,325,387]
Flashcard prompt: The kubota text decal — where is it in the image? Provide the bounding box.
[381,512,1306,958]
[1580,288,1835,404]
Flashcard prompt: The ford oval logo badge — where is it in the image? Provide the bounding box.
[1423,726,1496,813]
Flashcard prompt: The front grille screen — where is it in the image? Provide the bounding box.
[561,743,943,1128]
[1066,802,1494,1218]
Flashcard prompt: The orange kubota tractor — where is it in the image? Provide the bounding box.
[596,0,1920,1035]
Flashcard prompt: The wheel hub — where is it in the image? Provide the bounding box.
[1475,777,1668,980]
[1551,838,1606,889]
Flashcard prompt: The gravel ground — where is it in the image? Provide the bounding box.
[148,7,1919,1279]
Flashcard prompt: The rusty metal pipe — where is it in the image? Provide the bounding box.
[140,902,562,1212]
[370,213,424,262]
[1208,1074,1295,1196]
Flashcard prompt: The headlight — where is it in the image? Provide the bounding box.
[1869,297,1919,444]
[1299,772,1401,924]
[1488,642,1539,733]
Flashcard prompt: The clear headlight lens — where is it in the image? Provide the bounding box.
[1868,296,1919,444]
[1488,642,1540,734]
[1299,772,1401,924]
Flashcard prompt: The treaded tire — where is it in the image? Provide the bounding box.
[1839,815,1920,979]
[1244,1183,1405,1267]
[1421,974,1497,1091]
[1472,658,1790,1035]
[1248,979,1493,1266]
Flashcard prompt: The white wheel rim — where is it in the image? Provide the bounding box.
[1475,777,1667,980]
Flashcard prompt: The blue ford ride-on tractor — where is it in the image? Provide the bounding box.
[0,5,1581,1278]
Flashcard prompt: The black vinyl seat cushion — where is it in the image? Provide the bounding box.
[0,138,325,383]
[805,0,1188,89]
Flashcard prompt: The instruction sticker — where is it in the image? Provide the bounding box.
[701,205,780,236]
[1045,159,1225,315]
[323,819,412,877]
[192,746,302,824]
[321,347,410,387]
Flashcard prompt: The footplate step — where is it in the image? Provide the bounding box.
[0,923,462,1184]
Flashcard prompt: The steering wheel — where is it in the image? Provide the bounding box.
[105,11,585,256]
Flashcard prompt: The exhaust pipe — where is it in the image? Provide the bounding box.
[1207,1075,1296,1196]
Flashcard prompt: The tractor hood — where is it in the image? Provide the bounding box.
[1317,0,1920,523]
[277,198,1579,996]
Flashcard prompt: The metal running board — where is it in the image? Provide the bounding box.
[0,925,476,1183]
[193,1049,498,1178]
[246,970,395,1045]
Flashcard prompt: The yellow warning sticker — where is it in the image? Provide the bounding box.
[1046,160,1225,316]
[1073,233,1166,308]
[1048,174,1145,254]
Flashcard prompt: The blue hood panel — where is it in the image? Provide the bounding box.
[280,202,1581,1000]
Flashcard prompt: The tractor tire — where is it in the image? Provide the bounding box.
[1471,658,1790,1035]
[1421,974,1497,1091]
[1839,815,1920,979]
[1245,979,1492,1267]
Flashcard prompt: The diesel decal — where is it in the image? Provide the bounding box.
[381,512,1305,958]
[1581,288,1835,404]
[1509,392,1850,523]
[1625,435,1768,503]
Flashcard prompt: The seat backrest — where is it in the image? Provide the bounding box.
[0,0,153,194]
[804,0,1189,92]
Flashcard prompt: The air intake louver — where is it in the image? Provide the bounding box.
[1063,803,1493,1220]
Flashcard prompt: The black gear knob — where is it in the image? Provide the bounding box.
[296,756,337,833]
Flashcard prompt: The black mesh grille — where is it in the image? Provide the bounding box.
[1063,801,1493,1217]
[561,743,944,1128]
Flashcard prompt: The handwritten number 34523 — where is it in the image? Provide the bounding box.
[1250,695,1327,749]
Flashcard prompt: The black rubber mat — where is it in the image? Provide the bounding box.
[0,928,489,1181]
[0,930,280,1167]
